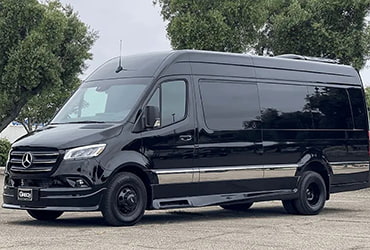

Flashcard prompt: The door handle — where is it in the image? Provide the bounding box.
[179,135,192,142]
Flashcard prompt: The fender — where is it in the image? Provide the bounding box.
[100,150,158,185]
[296,148,333,175]
[295,148,333,199]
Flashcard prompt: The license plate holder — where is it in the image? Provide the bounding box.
[17,188,33,201]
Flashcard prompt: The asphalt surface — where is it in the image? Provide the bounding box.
[0,173,370,250]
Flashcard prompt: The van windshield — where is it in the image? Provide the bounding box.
[51,78,150,124]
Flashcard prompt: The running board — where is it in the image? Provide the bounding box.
[152,189,297,209]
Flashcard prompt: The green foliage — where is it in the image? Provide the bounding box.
[0,138,11,166]
[257,0,370,70]
[154,0,268,52]
[0,0,97,132]
[155,0,370,70]
[15,78,80,132]
[365,87,370,109]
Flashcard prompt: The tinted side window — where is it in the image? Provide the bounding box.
[307,86,353,129]
[146,80,186,128]
[199,81,260,130]
[348,88,367,129]
[259,84,313,129]
[161,81,186,126]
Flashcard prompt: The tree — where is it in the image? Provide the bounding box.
[0,138,10,166]
[15,78,80,133]
[154,0,268,53]
[365,87,370,109]
[256,0,370,70]
[0,0,96,132]
[155,0,370,71]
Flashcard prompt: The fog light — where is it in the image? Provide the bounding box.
[75,179,88,188]
[65,177,89,188]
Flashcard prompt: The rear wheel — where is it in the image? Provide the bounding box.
[294,171,326,215]
[27,210,63,221]
[220,202,253,211]
[101,172,147,226]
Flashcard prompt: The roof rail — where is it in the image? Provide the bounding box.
[276,54,340,64]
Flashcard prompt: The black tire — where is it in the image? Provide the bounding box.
[294,171,326,215]
[220,202,253,211]
[101,172,147,226]
[27,210,63,221]
[282,200,299,214]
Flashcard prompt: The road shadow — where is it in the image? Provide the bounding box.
[6,204,357,228]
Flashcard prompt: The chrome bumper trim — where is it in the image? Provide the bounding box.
[2,203,99,211]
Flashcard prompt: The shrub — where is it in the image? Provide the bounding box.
[0,138,11,167]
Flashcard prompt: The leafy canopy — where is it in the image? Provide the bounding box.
[155,0,370,70]
[154,0,268,53]
[0,0,96,132]
[257,0,370,70]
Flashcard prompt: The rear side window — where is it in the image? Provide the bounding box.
[348,88,367,129]
[307,86,353,129]
[259,84,313,129]
[199,81,260,130]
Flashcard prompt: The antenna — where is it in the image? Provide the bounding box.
[115,40,124,73]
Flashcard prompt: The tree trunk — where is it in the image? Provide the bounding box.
[0,98,30,133]
[19,121,30,134]
[0,115,14,134]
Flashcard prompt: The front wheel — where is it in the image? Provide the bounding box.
[27,210,63,221]
[294,171,326,215]
[101,172,147,226]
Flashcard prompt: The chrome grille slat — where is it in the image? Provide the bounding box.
[11,152,59,157]
[9,149,60,173]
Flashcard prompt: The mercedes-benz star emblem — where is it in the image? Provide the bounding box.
[22,152,33,168]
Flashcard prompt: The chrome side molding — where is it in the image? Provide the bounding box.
[152,161,370,185]
[330,161,369,175]
[152,164,300,184]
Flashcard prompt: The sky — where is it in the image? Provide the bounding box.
[59,0,370,86]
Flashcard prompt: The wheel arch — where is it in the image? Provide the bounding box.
[108,163,157,210]
[102,150,157,209]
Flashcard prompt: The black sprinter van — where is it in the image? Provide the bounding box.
[3,50,370,226]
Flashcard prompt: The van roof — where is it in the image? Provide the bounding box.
[85,50,362,86]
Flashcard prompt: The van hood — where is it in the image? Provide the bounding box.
[12,123,123,149]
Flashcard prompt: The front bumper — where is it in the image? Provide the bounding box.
[2,185,106,211]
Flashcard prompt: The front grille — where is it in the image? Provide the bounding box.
[9,149,61,173]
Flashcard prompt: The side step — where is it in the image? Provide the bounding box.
[152,189,297,209]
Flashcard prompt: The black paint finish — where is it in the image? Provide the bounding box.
[2,50,369,214]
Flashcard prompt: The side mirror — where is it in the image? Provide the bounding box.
[144,106,160,128]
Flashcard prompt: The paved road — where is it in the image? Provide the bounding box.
[0,174,370,250]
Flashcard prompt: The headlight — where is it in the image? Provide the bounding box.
[64,144,106,160]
